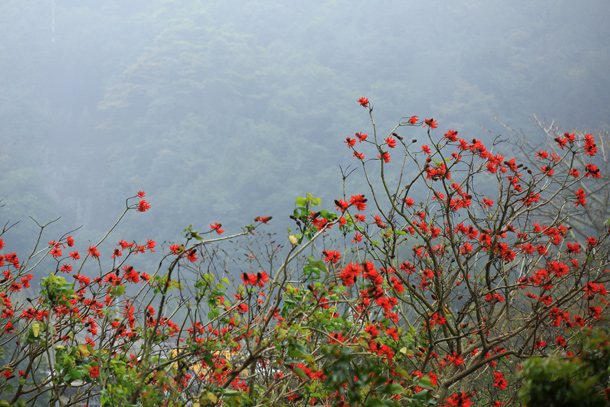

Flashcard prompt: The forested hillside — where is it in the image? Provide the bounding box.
[1,0,608,249]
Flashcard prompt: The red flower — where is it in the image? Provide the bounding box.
[422,145,431,154]
[353,151,365,160]
[574,188,586,207]
[241,271,269,287]
[447,352,464,366]
[555,136,568,149]
[534,339,547,349]
[444,129,458,141]
[20,274,34,288]
[66,236,75,247]
[334,199,349,212]
[385,136,397,148]
[137,200,151,212]
[378,151,391,163]
[146,239,156,252]
[344,137,356,147]
[8,282,21,292]
[210,223,225,234]
[137,191,146,198]
[355,132,368,142]
[584,134,597,156]
[70,251,80,260]
[349,195,367,211]
[118,240,133,250]
[89,366,99,378]
[4,322,15,334]
[446,392,472,407]
[123,266,140,283]
[357,97,369,107]
[492,372,507,390]
[424,118,438,129]
[50,246,62,258]
[586,237,598,249]
[186,249,198,262]
[585,163,601,178]
[323,250,341,264]
[373,215,387,229]
[256,271,269,287]
[87,246,100,259]
[540,165,554,177]
[254,216,272,224]
[408,116,419,124]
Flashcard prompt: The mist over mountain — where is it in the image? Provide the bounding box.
[1,0,608,251]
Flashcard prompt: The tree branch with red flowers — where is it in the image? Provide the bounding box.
[0,100,609,407]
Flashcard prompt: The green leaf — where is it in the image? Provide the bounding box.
[319,209,337,220]
[418,375,435,389]
[205,392,217,403]
[293,367,308,380]
[222,389,243,396]
[276,327,288,341]
[2,383,12,395]
[78,344,91,357]
[32,322,40,337]
[383,383,404,395]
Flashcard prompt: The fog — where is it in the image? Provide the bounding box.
[1,0,608,250]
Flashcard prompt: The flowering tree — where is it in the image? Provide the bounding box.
[0,99,609,407]
[508,115,610,243]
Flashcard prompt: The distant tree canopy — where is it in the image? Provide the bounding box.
[0,0,608,250]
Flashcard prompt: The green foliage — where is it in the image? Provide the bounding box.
[321,345,435,407]
[519,329,610,407]
[291,193,337,243]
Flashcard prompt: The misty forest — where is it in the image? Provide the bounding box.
[1,0,610,406]
[2,0,608,245]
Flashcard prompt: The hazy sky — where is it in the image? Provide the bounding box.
[1,0,608,247]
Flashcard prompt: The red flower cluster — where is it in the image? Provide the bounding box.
[241,271,269,287]
[574,188,586,206]
[137,200,151,212]
[87,245,100,258]
[445,392,472,407]
[492,372,508,389]
[210,222,225,234]
[424,118,438,129]
[254,216,272,224]
[357,97,369,107]
[322,250,341,264]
